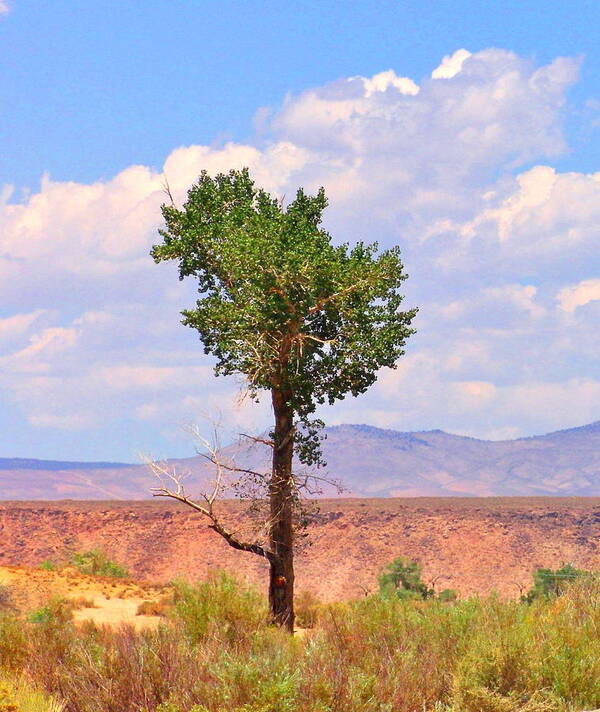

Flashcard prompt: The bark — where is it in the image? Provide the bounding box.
[269,386,295,632]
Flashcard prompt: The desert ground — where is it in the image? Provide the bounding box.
[0,497,598,601]
[0,562,167,629]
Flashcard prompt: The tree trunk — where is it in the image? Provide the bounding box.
[269,387,295,632]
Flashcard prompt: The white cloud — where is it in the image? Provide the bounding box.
[29,413,95,431]
[0,166,164,279]
[431,49,472,78]
[356,69,419,96]
[557,278,600,312]
[458,166,600,256]
[0,310,47,346]
[267,50,579,239]
[0,48,598,454]
[0,2,9,16]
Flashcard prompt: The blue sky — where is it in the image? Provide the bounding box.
[3,0,600,189]
[1,1,599,461]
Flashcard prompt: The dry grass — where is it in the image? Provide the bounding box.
[136,595,172,617]
[0,571,597,711]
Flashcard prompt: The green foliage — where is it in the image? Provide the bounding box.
[1,573,599,711]
[378,558,458,603]
[378,557,435,600]
[37,561,56,572]
[522,563,589,603]
[0,587,16,613]
[28,598,73,627]
[0,676,63,712]
[152,168,416,463]
[171,572,268,645]
[438,588,458,603]
[294,590,323,628]
[0,614,28,672]
[69,549,128,578]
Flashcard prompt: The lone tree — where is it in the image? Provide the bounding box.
[151,168,417,630]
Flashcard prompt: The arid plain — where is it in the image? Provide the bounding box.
[1,497,598,601]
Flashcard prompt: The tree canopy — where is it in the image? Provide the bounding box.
[152,168,417,464]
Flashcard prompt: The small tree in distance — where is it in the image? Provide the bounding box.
[150,168,417,630]
[379,557,434,600]
[522,563,589,603]
[379,557,457,602]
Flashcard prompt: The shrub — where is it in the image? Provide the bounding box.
[172,572,268,645]
[136,596,172,617]
[0,676,64,712]
[0,612,28,672]
[294,590,322,628]
[28,598,74,627]
[69,550,129,578]
[438,588,458,603]
[67,596,97,610]
[378,557,435,600]
[522,563,590,603]
[2,570,598,712]
[378,558,458,603]
[37,561,56,572]
[0,586,16,613]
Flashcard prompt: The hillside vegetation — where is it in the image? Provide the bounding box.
[0,571,599,712]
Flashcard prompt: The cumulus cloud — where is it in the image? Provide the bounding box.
[353,69,419,96]
[431,49,472,78]
[557,278,600,312]
[449,166,600,280]
[329,353,600,440]
[0,48,597,456]
[0,310,47,346]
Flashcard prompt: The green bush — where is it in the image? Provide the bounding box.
[37,561,56,572]
[294,590,322,628]
[69,549,129,578]
[28,597,73,627]
[0,586,16,613]
[522,563,590,603]
[378,556,434,599]
[0,676,64,712]
[378,557,457,602]
[438,588,458,602]
[172,572,268,645]
[0,613,28,672]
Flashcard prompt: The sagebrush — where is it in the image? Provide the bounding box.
[0,571,598,712]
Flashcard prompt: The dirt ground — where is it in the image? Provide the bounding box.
[0,498,599,601]
[0,565,166,629]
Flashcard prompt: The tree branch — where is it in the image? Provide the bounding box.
[145,433,277,565]
[239,433,275,448]
[307,281,367,315]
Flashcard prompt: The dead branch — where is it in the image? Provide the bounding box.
[239,433,275,448]
[161,175,175,206]
[145,432,277,565]
[145,419,333,568]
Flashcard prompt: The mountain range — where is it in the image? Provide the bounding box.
[1,421,599,499]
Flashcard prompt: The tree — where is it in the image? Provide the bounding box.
[150,168,417,630]
[378,557,457,601]
[522,563,589,603]
[378,557,434,600]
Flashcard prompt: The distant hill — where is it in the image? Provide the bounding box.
[0,458,130,471]
[0,421,598,499]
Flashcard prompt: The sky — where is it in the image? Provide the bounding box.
[1,0,599,461]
